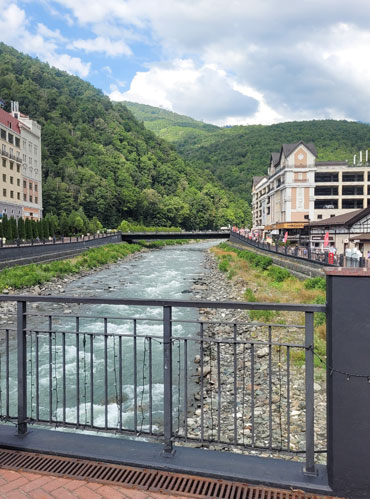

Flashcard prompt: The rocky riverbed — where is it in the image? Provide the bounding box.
[185,251,327,464]
[0,245,326,465]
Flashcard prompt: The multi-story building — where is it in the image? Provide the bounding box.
[11,102,43,220]
[0,103,42,220]
[0,108,23,219]
[252,141,370,240]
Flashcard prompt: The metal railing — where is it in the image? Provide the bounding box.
[232,232,339,267]
[0,295,326,474]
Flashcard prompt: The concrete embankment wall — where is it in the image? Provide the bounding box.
[229,233,325,278]
[0,234,122,269]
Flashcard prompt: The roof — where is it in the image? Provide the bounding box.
[281,141,317,158]
[270,152,280,166]
[309,207,370,227]
[252,176,265,187]
[350,234,370,241]
[0,108,21,134]
[316,161,348,166]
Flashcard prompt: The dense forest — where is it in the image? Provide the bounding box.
[125,102,370,203]
[0,43,249,229]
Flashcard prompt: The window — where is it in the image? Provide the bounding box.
[34,145,37,155]
[17,179,20,186]
[22,154,26,163]
[23,140,26,150]
[10,191,13,198]
[315,186,338,196]
[15,137,20,148]
[314,199,338,209]
[16,165,20,173]
[29,142,32,154]
[3,189,6,197]
[2,159,5,168]
[17,193,20,200]
[2,174,5,182]
[0,129,5,140]
[29,195,32,202]
[29,182,32,190]
[8,133,13,144]
[10,177,13,184]
[9,148,13,158]
[34,160,37,169]
[342,186,363,195]
[342,172,364,182]
[318,215,323,219]
[23,194,26,201]
[23,180,26,188]
[342,199,364,209]
[29,157,32,166]
[304,215,309,220]
[9,161,13,170]
[35,197,38,204]
[315,172,339,182]
[34,184,38,192]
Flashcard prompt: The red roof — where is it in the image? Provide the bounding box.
[0,108,21,134]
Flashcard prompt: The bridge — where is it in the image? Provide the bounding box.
[120,230,230,241]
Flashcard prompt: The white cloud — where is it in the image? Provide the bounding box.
[70,36,132,56]
[0,1,90,78]
[4,0,370,123]
[110,59,258,123]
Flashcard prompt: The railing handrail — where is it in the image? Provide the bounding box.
[0,295,326,312]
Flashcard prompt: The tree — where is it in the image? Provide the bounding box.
[25,218,33,239]
[17,217,26,239]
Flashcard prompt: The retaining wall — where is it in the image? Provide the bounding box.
[229,233,325,278]
[0,234,122,268]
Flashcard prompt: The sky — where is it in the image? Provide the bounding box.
[1,0,370,126]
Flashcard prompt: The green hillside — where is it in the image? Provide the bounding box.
[0,43,248,229]
[125,103,370,203]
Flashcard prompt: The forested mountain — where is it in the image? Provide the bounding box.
[126,102,370,203]
[0,44,248,229]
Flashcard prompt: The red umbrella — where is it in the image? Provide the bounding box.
[323,231,330,247]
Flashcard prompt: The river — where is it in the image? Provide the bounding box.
[3,240,219,436]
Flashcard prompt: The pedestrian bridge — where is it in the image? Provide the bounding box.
[120,230,230,241]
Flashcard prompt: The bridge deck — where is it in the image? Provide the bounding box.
[121,231,230,241]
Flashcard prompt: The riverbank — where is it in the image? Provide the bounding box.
[186,248,327,464]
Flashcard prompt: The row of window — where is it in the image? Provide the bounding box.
[314,199,365,209]
[315,186,367,196]
[315,172,370,183]
[22,139,38,158]
[2,158,21,172]
[1,189,39,203]
[0,128,20,148]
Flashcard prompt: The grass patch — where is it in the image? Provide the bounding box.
[0,239,190,292]
[212,242,327,371]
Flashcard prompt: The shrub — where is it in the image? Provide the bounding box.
[304,277,326,290]
[218,260,230,272]
[267,265,291,282]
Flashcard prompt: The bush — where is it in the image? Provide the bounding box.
[267,265,291,282]
[304,277,326,290]
[218,260,230,272]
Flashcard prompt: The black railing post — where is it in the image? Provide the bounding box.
[326,268,370,498]
[339,254,344,266]
[304,311,315,475]
[17,300,27,434]
[162,305,174,456]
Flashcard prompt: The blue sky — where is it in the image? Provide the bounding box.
[1,0,370,126]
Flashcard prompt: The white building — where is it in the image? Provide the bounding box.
[11,102,42,219]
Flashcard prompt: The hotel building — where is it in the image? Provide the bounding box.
[252,141,370,240]
[0,103,42,220]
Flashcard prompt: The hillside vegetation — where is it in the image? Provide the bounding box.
[0,43,248,229]
[126,102,370,203]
